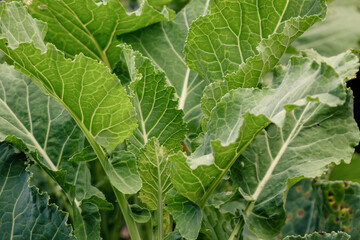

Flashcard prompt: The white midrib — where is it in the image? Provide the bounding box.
[246,103,310,215]
[0,99,57,171]
[178,68,190,110]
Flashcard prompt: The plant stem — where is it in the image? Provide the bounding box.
[84,128,141,240]
[114,189,142,240]
[228,217,244,240]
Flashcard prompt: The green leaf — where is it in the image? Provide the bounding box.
[170,55,353,207]
[0,59,110,240]
[25,0,176,69]
[329,154,360,184]
[164,231,185,240]
[165,189,202,240]
[138,138,172,210]
[0,62,83,172]
[0,142,74,239]
[121,0,209,137]
[129,204,151,223]
[104,150,142,194]
[120,45,186,153]
[284,232,350,240]
[0,1,137,153]
[279,179,318,237]
[193,0,327,118]
[185,0,326,82]
[293,0,360,56]
[232,91,358,238]
[315,181,360,238]
[73,202,101,240]
[199,205,234,240]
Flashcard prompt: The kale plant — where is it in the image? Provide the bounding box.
[0,0,359,239]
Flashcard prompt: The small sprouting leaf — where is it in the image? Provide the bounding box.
[26,0,176,69]
[0,142,74,239]
[165,189,202,240]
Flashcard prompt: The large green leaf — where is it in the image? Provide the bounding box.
[0,62,110,239]
[0,142,74,239]
[284,232,350,240]
[293,0,360,56]
[329,154,360,184]
[120,45,186,154]
[121,0,209,137]
[185,0,326,83]
[0,1,137,153]
[170,55,354,207]
[191,0,327,119]
[25,0,175,69]
[231,92,358,238]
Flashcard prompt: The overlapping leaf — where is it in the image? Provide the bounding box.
[170,55,355,208]
[120,45,186,154]
[121,0,209,137]
[0,142,74,239]
[0,1,137,153]
[25,0,175,69]
[0,61,110,239]
[185,0,327,118]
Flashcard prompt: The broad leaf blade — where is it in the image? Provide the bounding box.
[170,55,353,207]
[0,142,74,239]
[232,92,358,238]
[185,0,326,82]
[121,0,209,137]
[26,0,175,69]
[121,45,186,154]
[0,1,137,152]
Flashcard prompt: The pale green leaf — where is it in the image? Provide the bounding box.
[121,0,209,137]
[0,61,110,240]
[164,231,184,240]
[120,45,186,153]
[191,0,327,118]
[293,0,360,56]
[0,1,137,153]
[170,56,351,207]
[165,189,202,240]
[232,92,358,238]
[25,0,176,69]
[284,232,350,240]
[0,142,74,240]
[104,150,142,194]
[138,138,172,210]
[185,0,326,82]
